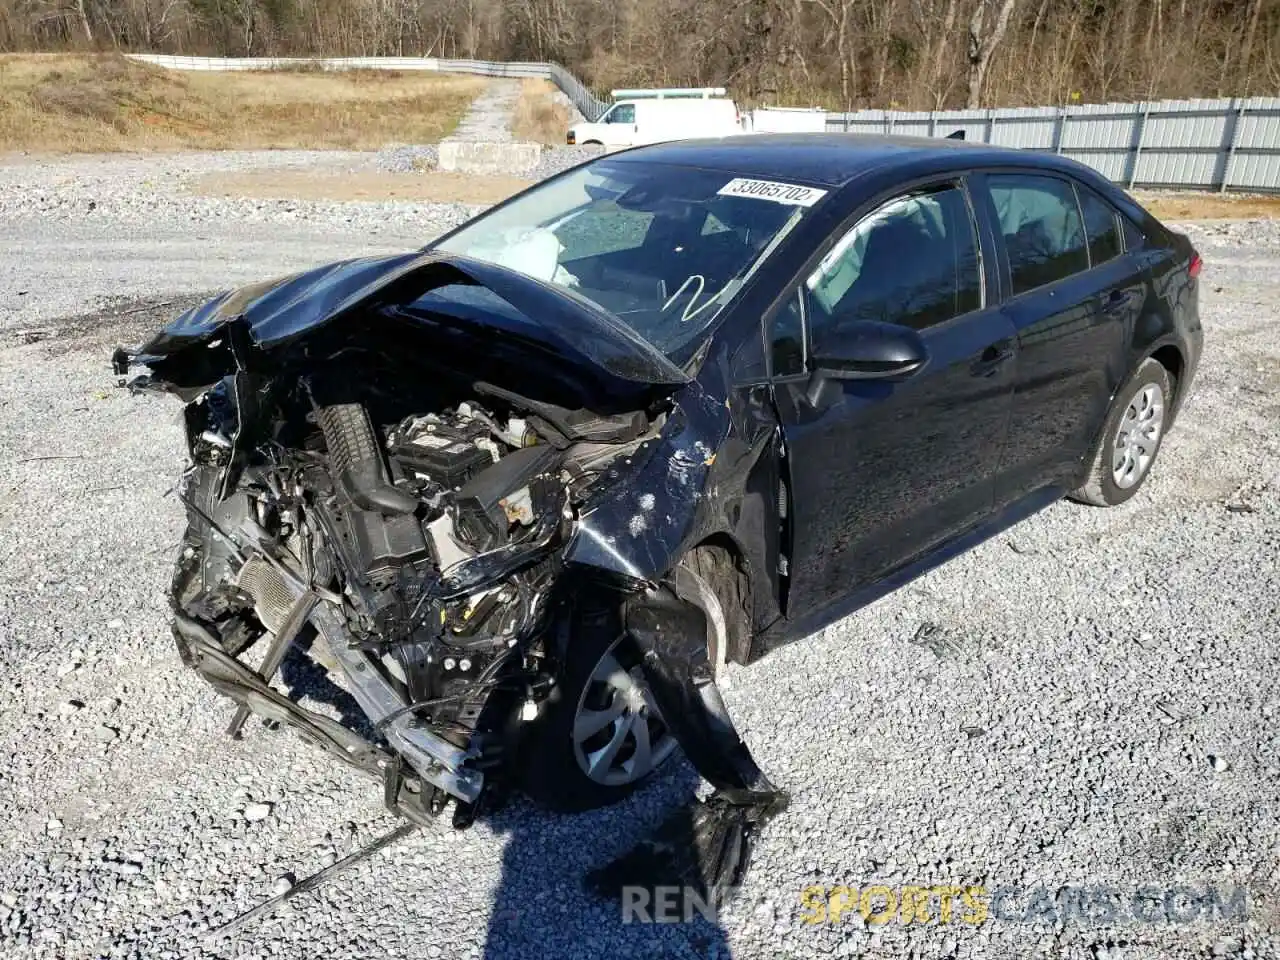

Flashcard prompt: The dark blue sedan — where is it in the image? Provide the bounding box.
[123,133,1202,895]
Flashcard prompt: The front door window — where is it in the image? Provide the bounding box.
[805,185,983,348]
[605,104,635,125]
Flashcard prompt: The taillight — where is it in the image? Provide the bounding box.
[1189,251,1202,279]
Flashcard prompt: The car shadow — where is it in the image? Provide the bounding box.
[273,637,734,954]
[481,757,734,959]
[278,631,374,737]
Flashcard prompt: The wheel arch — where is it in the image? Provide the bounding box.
[1133,337,1190,422]
[1078,343,1182,491]
[1149,342,1185,405]
[682,534,755,668]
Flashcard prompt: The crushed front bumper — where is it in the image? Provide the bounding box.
[171,596,485,821]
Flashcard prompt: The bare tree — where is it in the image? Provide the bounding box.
[0,0,1275,113]
[915,0,960,108]
[1238,0,1264,93]
[965,0,1018,108]
[800,0,855,108]
[74,0,91,40]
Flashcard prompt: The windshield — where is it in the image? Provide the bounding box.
[433,160,823,362]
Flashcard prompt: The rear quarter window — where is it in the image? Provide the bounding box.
[1076,187,1122,266]
[1122,216,1146,252]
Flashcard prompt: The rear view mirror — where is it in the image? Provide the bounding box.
[807,320,928,404]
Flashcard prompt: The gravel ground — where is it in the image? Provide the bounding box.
[377,77,603,178]
[374,79,519,173]
[374,144,441,174]
[1,145,1278,960]
[446,79,521,144]
[529,144,607,182]
[0,151,475,330]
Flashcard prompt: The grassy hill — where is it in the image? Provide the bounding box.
[0,54,484,153]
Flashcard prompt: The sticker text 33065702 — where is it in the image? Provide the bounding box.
[716,178,829,207]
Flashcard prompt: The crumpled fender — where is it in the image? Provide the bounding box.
[563,375,731,583]
[562,343,783,648]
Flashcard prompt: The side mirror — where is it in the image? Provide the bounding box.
[807,320,928,404]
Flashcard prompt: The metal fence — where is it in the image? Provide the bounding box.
[125,54,611,121]
[127,55,1279,192]
[826,99,1280,193]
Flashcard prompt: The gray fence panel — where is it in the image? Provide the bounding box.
[827,96,1280,192]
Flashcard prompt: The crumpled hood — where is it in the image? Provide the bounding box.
[143,252,424,352]
[129,251,688,386]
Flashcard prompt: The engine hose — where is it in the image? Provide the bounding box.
[314,402,419,516]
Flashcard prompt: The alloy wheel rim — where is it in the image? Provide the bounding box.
[1112,382,1165,490]
[571,641,677,786]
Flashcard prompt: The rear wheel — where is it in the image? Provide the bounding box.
[1070,358,1172,506]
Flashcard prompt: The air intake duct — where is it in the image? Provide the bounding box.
[314,402,419,516]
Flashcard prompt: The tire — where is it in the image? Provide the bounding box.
[1070,357,1173,507]
[519,558,727,812]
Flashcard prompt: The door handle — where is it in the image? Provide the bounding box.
[970,340,1014,378]
[1099,289,1137,314]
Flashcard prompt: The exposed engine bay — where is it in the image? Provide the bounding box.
[167,361,659,818]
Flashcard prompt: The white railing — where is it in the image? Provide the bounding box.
[125,54,611,121]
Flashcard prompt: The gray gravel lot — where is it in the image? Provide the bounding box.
[0,150,1278,960]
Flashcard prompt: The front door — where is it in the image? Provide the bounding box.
[601,102,637,147]
[772,181,1018,620]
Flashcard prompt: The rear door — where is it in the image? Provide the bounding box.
[977,172,1141,507]
[772,180,1018,616]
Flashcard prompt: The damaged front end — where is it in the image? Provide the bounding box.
[119,253,693,825]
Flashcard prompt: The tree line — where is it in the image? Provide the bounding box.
[2,0,1277,110]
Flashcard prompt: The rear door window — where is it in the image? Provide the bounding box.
[986,174,1089,295]
[1076,187,1122,266]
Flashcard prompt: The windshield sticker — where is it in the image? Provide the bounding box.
[717,178,828,207]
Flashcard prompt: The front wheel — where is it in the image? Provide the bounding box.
[518,596,679,811]
[1070,357,1172,506]
[519,558,730,812]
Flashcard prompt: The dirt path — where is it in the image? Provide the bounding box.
[443,78,522,143]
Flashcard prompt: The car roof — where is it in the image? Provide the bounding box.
[611,133,1090,189]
